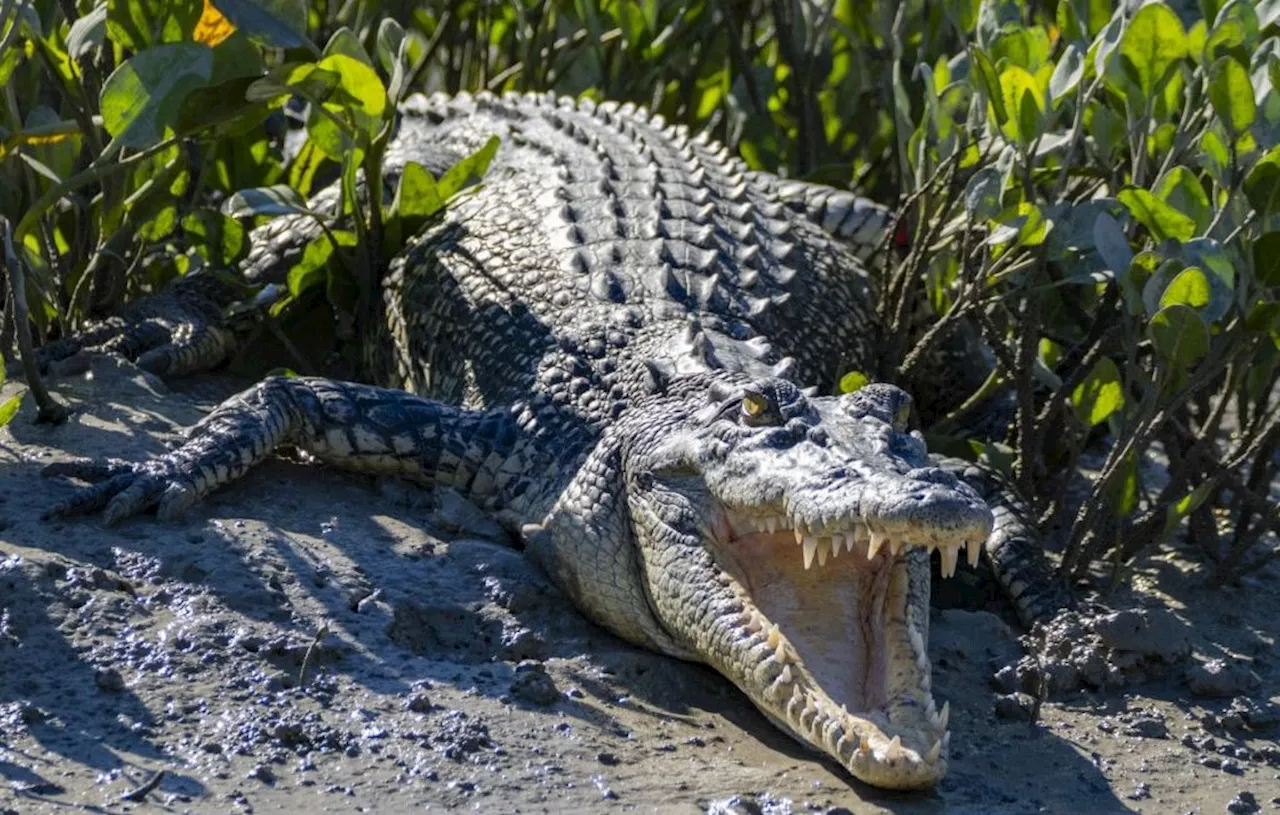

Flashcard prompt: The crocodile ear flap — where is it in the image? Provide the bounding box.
[642,359,676,395]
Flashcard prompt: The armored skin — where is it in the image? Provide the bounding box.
[42,91,1067,790]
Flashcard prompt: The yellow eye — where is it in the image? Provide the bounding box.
[742,393,768,418]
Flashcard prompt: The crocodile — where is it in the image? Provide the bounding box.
[39,91,1068,790]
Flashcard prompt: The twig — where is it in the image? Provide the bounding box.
[298,624,330,688]
[0,217,66,423]
[120,770,165,803]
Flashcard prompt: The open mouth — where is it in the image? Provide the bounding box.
[706,505,988,789]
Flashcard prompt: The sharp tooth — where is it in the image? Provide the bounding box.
[779,665,793,685]
[765,517,778,533]
[866,533,884,560]
[845,533,857,553]
[937,701,950,731]
[966,537,982,567]
[828,536,840,560]
[888,537,904,556]
[766,624,782,648]
[885,735,903,761]
[816,537,830,566]
[857,736,872,756]
[794,528,805,545]
[803,536,817,569]
[939,544,959,578]
[925,738,942,763]
[908,626,925,654]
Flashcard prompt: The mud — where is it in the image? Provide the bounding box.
[0,358,1277,813]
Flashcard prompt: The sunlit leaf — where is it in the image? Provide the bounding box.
[100,43,214,147]
[1152,166,1211,235]
[838,370,870,394]
[0,393,22,427]
[1113,4,1186,106]
[437,135,501,199]
[1159,267,1211,312]
[1208,56,1256,134]
[1117,187,1195,242]
[288,230,357,297]
[1072,357,1124,426]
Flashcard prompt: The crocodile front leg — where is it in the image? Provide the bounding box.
[44,376,524,525]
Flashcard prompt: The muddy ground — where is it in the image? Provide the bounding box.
[0,358,1276,814]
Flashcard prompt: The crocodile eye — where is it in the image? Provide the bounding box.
[740,391,782,426]
[894,401,911,431]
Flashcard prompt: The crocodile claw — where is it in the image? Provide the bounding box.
[43,458,194,524]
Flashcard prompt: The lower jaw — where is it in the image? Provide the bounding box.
[710,536,948,787]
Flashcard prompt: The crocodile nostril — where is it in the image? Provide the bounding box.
[906,467,959,487]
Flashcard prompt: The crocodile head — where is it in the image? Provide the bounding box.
[620,373,992,789]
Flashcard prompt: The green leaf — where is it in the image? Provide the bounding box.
[1152,166,1211,235]
[1161,481,1216,539]
[970,46,1007,127]
[1114,3,1186,106]
[988,202,1050,248]
[183,210,248,266]
[1208,56,1256,134]
[436,135,501,199]
[1253,232,1280,287]
[996,65,1044,145]
[304,54,389,158]
[222,184,309,217]
[1093,211,1133,273]
[247,63,341,105]
[1116,187,1196,242]
[1243,145,1280,217]
[288,231,356,297]
[963,166,1003,220]
[1071,356,1125,426]
[323,27,373,65]
[393,162,444,220]
[375,17,405,75]
[211,0,310,49]
[100,43,215,148]
[1091,15,1125,79]
[838,370,870,394]
[1049,43,1085,104]
[1204,2,1260,64]
[67,4,108,58]
[1245,301,1280,333]
[106,0,202,51]
[1159,267,1211,312]
[1105,451,1140,517]
[0,392,22,427]
[1149,304,1209,368]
